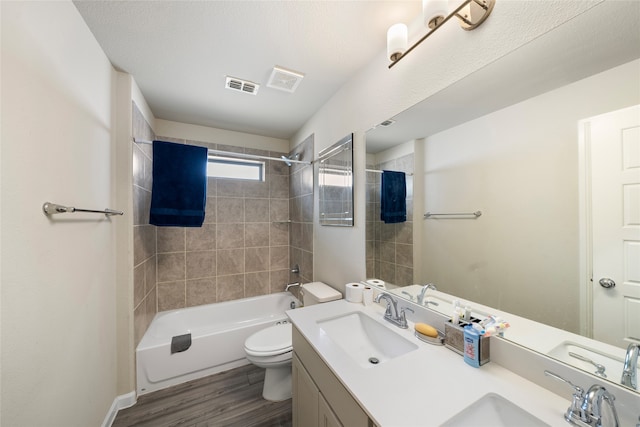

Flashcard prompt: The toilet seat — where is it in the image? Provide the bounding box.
[244,323,292,357]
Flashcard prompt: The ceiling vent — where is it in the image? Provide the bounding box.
[267,66,305,93]
[379,119,396,127]
[225,76,259,95]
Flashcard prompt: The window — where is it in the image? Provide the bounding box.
[207,156,265,181]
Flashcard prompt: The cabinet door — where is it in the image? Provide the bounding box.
[292,354,319,427]
[319,393,343,427]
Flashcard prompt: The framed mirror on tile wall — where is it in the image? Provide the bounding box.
[319,133,354,227]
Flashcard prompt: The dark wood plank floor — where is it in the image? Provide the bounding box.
[113,364,292,427]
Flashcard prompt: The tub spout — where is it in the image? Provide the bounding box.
[285,282,300,292]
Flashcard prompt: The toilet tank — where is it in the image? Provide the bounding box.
[301,282,342,306]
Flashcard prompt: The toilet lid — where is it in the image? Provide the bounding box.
[245,323,292,357]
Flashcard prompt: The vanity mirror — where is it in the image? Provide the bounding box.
[365,0,640,391]
[319,133,354,227]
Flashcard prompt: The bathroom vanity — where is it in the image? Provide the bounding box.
[287,298,640,427]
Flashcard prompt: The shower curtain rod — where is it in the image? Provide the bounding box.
[366,168,414,176]
[133,138,312,165]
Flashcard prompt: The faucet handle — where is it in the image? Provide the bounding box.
[544,370,584,395]
[399,307,414,328]
[544,371,588,423]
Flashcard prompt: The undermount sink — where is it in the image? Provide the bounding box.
[441,393,549,427]
[317,311,418,368]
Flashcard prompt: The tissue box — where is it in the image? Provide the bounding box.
[444,319,490,365]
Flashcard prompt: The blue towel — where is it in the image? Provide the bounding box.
[150,140,208,227]
[380,170,406,224]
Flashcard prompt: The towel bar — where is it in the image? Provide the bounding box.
[424,210,482,219]
[42,202,123,217]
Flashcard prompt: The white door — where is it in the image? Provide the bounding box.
[586,105,640,348]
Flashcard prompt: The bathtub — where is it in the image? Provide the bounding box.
[136,292,300,395]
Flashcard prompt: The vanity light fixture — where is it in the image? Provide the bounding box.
[387,0,495,68]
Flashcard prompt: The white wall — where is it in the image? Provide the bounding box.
[420,60,640,333]
[156,119,289,152]
[1,2,118,425]
[292,0,607,293]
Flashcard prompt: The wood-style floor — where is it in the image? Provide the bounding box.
[113,364,292,427]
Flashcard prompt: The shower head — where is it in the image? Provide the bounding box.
[281,153,300,167]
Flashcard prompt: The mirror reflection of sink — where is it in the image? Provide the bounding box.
[441,393,549,427]
[317,311,418,368]
[548,341,638,382]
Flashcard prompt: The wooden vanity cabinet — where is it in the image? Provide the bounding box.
[292,326,372,427]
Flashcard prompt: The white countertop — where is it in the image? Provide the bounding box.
[287,299,571,427]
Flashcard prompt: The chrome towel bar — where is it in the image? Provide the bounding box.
[424,210,482,219]
[43,202,123,217]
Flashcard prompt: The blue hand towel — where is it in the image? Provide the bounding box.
[150,140,208,227]
[380,170,406,224]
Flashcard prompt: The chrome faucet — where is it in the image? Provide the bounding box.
[374,293,411,329]
[417,283,437,306]
[621,343,640,390]
[285,282,300,292]
[545,371,619,427]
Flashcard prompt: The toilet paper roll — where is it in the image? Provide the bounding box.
[345,282,364,303]
[365,279,386,289]
[362,287,373,306]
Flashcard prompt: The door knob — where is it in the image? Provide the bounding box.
[599,278,616,289]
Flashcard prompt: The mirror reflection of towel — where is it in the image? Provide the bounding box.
[380,171,406,224]
[150,140,208,227]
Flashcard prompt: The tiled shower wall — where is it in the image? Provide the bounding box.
[132,103,158,345]
[289,135,314,286]
[132,103,315,345]
[365,153,414,286]
[152,139,294,311]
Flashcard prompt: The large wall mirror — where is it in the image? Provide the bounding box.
[365,1,640,392]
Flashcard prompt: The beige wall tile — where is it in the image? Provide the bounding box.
[157,253,185,282]
[186,251,216,279]
[217,274,244,302]
[245,272,270,297]
[269,175,289,199]
[270,246,289,270]
[245,223,269,247]
[186,278,217,307]
[187,223,216,251]
[270,223,289,247]
[217,224,244,249]
[270,269,289,294]
[246,247,269,273]
[217,249,244,276]
[245,198,269,223]
[217,198,244,223]
[157,281,185,311]
[157,227,185,253]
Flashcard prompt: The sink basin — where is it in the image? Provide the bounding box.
[441,393,549,427]
[548,341,637,382]
[317,311,418,368]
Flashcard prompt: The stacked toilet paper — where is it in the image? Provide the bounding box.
[345,283,364,303]
[345,283,374,305]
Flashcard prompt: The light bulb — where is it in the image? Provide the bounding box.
[387,23,408,61]
[423,0,448,29]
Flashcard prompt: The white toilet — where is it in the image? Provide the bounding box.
[244,282,342,401]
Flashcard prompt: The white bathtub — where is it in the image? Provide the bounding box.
[136,292,300,395]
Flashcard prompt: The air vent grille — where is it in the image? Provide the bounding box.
[226,76,259,95]
[267,66,304,93]
[379,119,396,127]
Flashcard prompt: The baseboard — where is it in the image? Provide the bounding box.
[102,391,137,427]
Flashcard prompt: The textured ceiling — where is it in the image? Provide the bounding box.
[74,0,422,139]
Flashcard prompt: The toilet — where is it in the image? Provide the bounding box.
[244,282,342,401]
